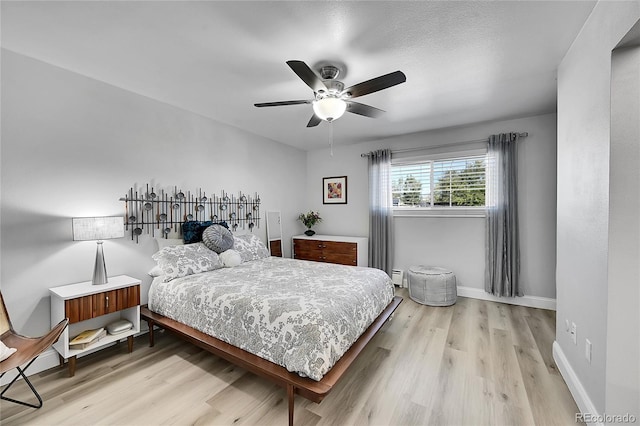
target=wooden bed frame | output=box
[140,295,402,425]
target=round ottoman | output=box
[407,266,457,306]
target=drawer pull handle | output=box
[105,296,109,309]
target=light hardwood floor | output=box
[1,289,580,425]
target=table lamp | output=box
[72,216,124,285]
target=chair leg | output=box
[1,359,43,409]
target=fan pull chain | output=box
[329,121,334,157]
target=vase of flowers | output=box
[298,211,322,236]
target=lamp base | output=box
[92,241,109,285]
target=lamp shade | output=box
[72,216,124,241]
[312,97,347,122]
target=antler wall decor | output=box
[121,184,260,243]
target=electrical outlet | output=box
[571,322,577,345]
[585,339,592,363]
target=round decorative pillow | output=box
[202,224,234,253]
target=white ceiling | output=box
[1,1,596,151]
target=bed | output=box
[141,234,402,425]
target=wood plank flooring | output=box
[1,289,580,425]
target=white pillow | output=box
[148,265,163,277]
[219,249,242,268]
[0,340,17,362]
[152,242,223,282]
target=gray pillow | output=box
[202,224,234,253]
[233,233,270,262]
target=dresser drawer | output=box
[323,241,357,256]
[293,239,324,261]
[293,239,323,252]
[294,251,325,262]
[323,251,357,266]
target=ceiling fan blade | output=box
[254,100,312,107]
[286,60,328,93]
[346,101,385,118]
[341,70,406,98]
[306,114,322,127]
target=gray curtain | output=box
[368,149,394,275]
[485,133,521,297]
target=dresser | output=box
[292,235,368,266]
[50,275,141,376]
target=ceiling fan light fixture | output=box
[255,60,406,127]
[312,97,347,122]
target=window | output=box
[391,154,487,209]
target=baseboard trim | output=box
[553,341,602,425]
[456,286,556,310]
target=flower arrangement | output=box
[298,211,322,229]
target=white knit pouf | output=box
[407,266,457,306]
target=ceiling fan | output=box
[254,60,406,127]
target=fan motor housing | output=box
[318,80,344,95]
[319,65,340,80]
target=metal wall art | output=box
[121,184,260,242]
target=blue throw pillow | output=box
[182,220,228,244]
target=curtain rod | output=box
[360,132,528,157]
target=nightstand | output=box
[50,275,141,377]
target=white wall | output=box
[606,44,639,419]
[0,50,307,336]
[556,1,640,415]
[306,113,557,299]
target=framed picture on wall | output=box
[323,176,347,204]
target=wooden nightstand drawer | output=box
[115,285,140,310]
[65,285,140,324]
[64,295,93,324]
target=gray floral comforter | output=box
[148,257,394,381]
